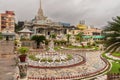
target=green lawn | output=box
[109,62,120,73]
[102,53,120,62]
[102,53,120,73]
[112,52,120,57]
[67,45,92,49]
[67,45,82,48]
[54,46,61,51]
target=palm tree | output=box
[31,35,46,48]
[104,16,120,52]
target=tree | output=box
[50,34,56,39]
[104,16,120,52]
[31,35,46,48]
[75,32,84,47]
[15,22,24,32]
[75,32,83,43]
[66,34,71,43]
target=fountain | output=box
[48,39,55,53]
[27,33,85,68]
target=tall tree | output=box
[75,32,83,43]
[66,34,71,43]
[75,32,84,47]
[104,16,120,52]
[31,35,46,48]
[15,21,24,32]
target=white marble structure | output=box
[29,0,64,38]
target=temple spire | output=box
[36,0,47,20]
[40,0,42,9]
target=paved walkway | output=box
[0,41,14,54]
[0,40,16,80]
[0,55,16,80]
[26,51,108,80]
[105,53,120,60]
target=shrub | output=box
[29,55,39,61]
[47,58,53,62]
[0,33,3,40]
[18,47,29,55]
[67,54,73,60]
[41,58,47,62]
[55,59,60,62]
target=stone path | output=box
[0,41,14,54]
[0,40,16,80]
[105,53,120,60]
[0,55,16,80]
[27,51,108,80]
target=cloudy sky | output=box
[0,0,120,28]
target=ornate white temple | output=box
[30,0,64,38]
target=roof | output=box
[18,27,33,33]
[2,31,15,36]
[6,11,15,15]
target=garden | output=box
[28,54,73,62]
[102,52,120,74]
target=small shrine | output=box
[2,30,15,41]
[18,27,33,40]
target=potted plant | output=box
[18,47,29,62]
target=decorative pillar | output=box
[18,63,28,79]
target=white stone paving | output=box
[27,51,107,79]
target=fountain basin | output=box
[27,53,85,69]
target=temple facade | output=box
[26,0,65,39]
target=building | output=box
[23,0,66,40]
[67,23,104,43]
[77,23,87,30]
[18,27,33,40]
[82,26,104,41]
[59,22,70,27]
[1,30,15,40]
[0,11,15,40]
[0,11,15,32]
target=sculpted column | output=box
[18,63,28,79]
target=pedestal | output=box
[18,62,28,79]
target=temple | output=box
[35,0,47,20]
[26,0,65,39]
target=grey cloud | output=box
[0,0,120,28]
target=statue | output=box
[48,39,55,53]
